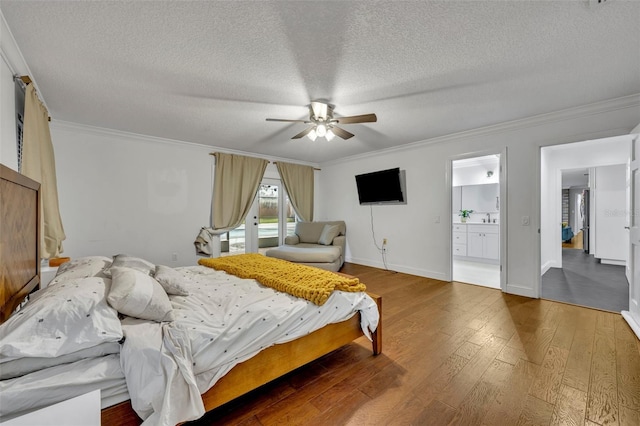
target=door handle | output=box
[625,226,630,229]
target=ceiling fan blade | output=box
[335,113,377,124]
[266,118,309,123]
[292,127,315,139]
[330,126,355,140]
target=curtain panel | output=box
[21,84,66,258]
[212,153,268,232]
[276,162,314,222]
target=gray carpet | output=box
[541,248,628,312]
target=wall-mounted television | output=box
[355,167,406,205]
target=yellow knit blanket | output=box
[198,254,366,306]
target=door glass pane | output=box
[258,184,280,252]
[221,220,246,256]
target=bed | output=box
[0,163,382,425]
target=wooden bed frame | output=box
[0,162,382,425]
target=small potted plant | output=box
[459,209,473,223]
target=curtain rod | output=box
[272,161,320,171]
[14,75,51,122]
[209,153,320,170]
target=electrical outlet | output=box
[171,253,178,261]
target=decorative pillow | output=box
[107,267,174,322]
[318,224,340,245]
[154,265,190,296]
[50,256,112,285]
[0,277,123,361]
[103,254,155,278]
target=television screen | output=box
[355,168,405,205]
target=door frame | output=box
[447,147,507,292]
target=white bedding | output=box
[0,263,379,426]
[174,266,378,392]
[0,354,128,421]
[120,265,379,425]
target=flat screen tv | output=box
[355,167,406,205]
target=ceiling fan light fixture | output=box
[326,129,335,141]
[307,128,318,141]
[316,124,327,137]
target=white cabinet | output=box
[466,224,499,261]
[452,224,467,257]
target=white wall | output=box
[50,122,213,266]
[49,122,310,267]
[594,164,628,264]
[540,136,630,274]
[318,101,640,298]
[0,58,17,170]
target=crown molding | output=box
[50,120,320,168]
[1,9,50,109]
[322,94,640,167]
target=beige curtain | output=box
[22,84,66,259]
[276,162,314,222]
[212,153,268,232]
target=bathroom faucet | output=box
[486,213,491,222]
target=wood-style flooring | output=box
[189,263,640,426]
[562,230,584,250]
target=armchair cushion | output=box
[318,224,340,245]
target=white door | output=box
[622,135,640,340]
[627,156,632,284]
[238,179,296,254]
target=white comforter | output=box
[121,265,379,425]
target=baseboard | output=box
[345,256,448,282]
[622,311,640,341]
[505,283,537,298]
[601,259,626,266]
[541,260,554,275]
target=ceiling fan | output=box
[266,101,377,141]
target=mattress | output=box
[0,354,128,421]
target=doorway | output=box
[221,178,295,256]
[451,153,503,289]
[539,137,631,312]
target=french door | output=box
[623,135,640,340]
[221,179,295,255]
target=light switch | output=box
[522,216,530,226]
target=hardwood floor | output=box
[562,230,584,250]
[189,263,640,426]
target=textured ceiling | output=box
[1,1,639,164]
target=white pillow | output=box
[0,277,123,361]
[318,224,340,245]
[154,265,190,296]
[103,254,155,278]
[50,256,112,285]
[107,267,174,322]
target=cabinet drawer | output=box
[467,224,499,234]
[453,244,467,256]
[452,232,467,244]
[452,224,466,232]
